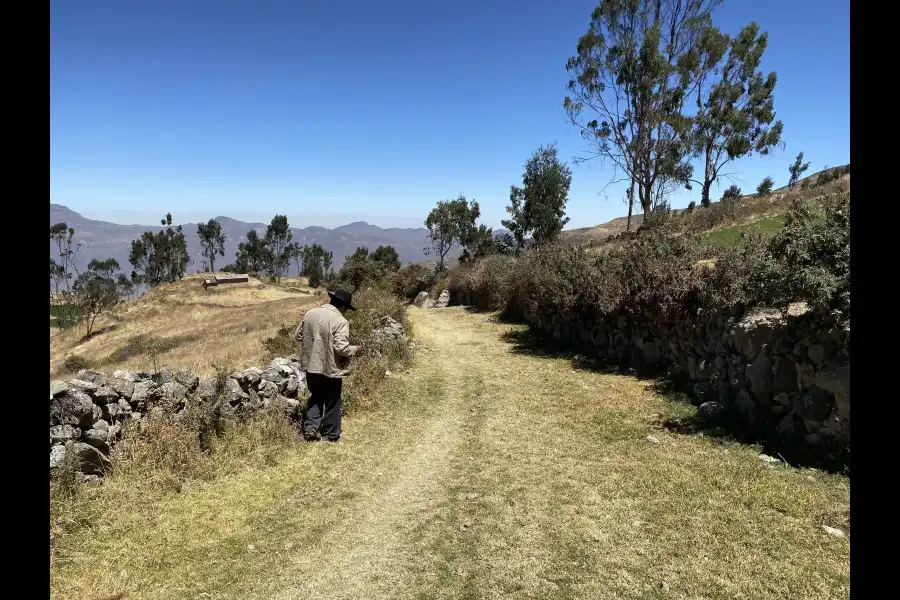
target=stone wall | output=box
[50,314,412,481]
[516,302,849,461]
[49,357,308,481]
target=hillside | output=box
[49,274,321,378]
[565,164,850,242]
[49,204,431,274]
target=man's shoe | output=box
[323,437,340,443]
[303,432,321,442]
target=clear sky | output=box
[50,0,849,230]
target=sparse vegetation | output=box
[757,176,775,197]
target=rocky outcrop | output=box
[413,291,430,307]
[432,289,450,309]
[49,356,309,479]
[518,302,849,460]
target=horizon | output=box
[50,0,849,231]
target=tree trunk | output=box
[701,143,714,207]
[626,179,635,232]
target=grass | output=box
[49,306,849,600]
[49,274,323,378]
[702,214,787,247]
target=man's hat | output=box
[327,289,356,311]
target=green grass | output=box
[702,215,786,248]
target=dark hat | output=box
[327,289,356,311]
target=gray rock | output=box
[50,425,81,444]
[776,414,797,441]
[286,354,301,363]
[433,289,450,309]
[76,370,108,386]
[174,370,200,392]
[92,419,109,432]
[68,379,98,394]
[78,473,103,486]
[260,367,285,384]
[646,435,660,444]
[746,350,772,403]
[50,380,69,398]
[157,381,188,403]
[107,377,135,399]
[108,424,121,440]
[413,291,430,307]
[732,389,755,423]
[758,453,780,464]
[50,391,96,427]
[245,389,263,410]
[772,357,798,394]
[67,441,111,475]
[82,428,109,449]
[797,386,835,432]
[691,382,716,406]
[155,367,174,384]
[92,386,119,405]
[131,380,155,407]
[225,377,249,404]
[697,401,725,426]
[241,368,262,386]
[195,377,218,401]
[822,525,845,538]
[258,379,279,398]
[730,309,782,357]
[112,370,141,382]
[50,445,67,470]
[284,376,301,397]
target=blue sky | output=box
[50,0,849,230]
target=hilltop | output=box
[49,204,431,274]
[565,165,850,242]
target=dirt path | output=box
[51,307,850,600]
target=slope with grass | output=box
[50,307,849,600]
[49,275,322,378]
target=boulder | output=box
[76,370,108,386]
[131,380,156,408]
[107,377,135,399]
[413,291,430,307]
[260,367,285,385]
[433,289,450,309]
[697,401,725,426]
[66,441,111,475]
[691,382,716,406]
[50,391,96,427]
[796,386,835,433]
[240,368,262,386]
[174,370,200,391]
[284,375,303,398]
[157,381,188,404]
[112,370,141,382]
[258,379,279,398]
[746,351,773,404]
[195,377,218,402]
[68,379,97,394]
[225,377,249,404]
[50,425,81,444]
[730,309,782,358]
[82,428,109,450]
[50,445,67,470]
[155,368,174,384]
[92,386,119,405]
[50,380,69,398]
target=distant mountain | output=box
[49,204,431,275]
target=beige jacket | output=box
[295,304,359,378]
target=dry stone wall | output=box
[49,356,308,481]
[518,302,849,461]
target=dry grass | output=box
[49,307,849,600]
[49,275,321,378]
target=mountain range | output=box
[49,204,432,276]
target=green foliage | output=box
[492,231,517,256]
[263,215,293,281]
[564,0,715,216]
[73,258,124,336]
[392,263,431,299]
[197,219,226,273]
[370,245,401,272]
[687,201,696,212]
[448,255,519,312]
[129,213,190,287]
[50,223,81,329]
[424,195,480,272]
[756,177,774,197]
[234,229,267,275]
[745,194,850,315]
[788,152,811,188]
[502,143,572,250]
[337,247,381,292]
[459,224,495,264]
[722,185,742,200]
[261,323,297,361]
[300,243,334,287]
[692,22,783,206]
[63,354,91,373]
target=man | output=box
[295,289,361,442]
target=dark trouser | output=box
[304,373,343,441]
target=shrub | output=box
[447,255,518,311]
[722,185,742,199]
[392,263,430,299]
[62,354,91,373]
[687,200,696,211]
[756,177,774,197]
[262,323,298,360]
